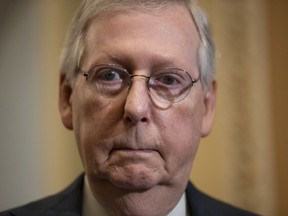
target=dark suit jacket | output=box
[0,174,258,216]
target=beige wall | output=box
[268,1,288,215]
[192,0,275,215]
[0,0,287,215]
[191,0,288,215]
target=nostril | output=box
[125,115,132,123]
[124,115,148,124]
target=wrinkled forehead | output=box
[81,4,200,70]
[83,1,198,37]
[83,0,192,19]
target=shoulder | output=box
[0,174,84,216]
[186,182,260,216]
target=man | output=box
[1,0,258,215]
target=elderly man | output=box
[1,0,258,215]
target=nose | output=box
[123,76,150,124]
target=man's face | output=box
[60,4,216,213]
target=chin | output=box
[112,169,162,191]
[111,177,157,191]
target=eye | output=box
[87,66,128,90]
[157,75,179,85]
[97,68,122,81]
[84,64,130,97]
[153,71,184,87]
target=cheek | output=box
[71,88,126,168]
[170,114,201,157]
[72,84,125,134]
[160,99,204,176]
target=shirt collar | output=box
[82,176,109,216]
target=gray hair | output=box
[60,0,215,89]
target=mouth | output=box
[106,137,162,159]
[109,148,158,155]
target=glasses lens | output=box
[86,65,129,97]
[148,68,193,103]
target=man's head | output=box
[59,0,216,215]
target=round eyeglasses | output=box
[79,64,199,104]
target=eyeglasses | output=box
[79,64,199,104]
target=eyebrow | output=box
[104,52,125,63]
[100,51,183,71]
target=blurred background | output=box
[0,0,287,215]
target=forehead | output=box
[82,4,200,70]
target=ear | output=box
[59,74,73,130]
[201,80,217,137]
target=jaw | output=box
[86,173,187,216]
